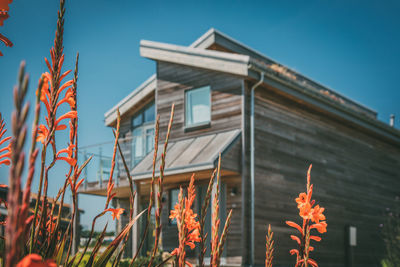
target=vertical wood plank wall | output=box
[157,61,244,261]
[157,61,242,142]
[252,83,400,267]
[111,60,399,266]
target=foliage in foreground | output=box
[381,196,400,267]
[0,0,329,266]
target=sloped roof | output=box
[139,35,400,144]
[130,129,241,180]
[104,28,400,144]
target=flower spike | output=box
[286,164,327,266]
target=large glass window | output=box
[131,102,155,167]
[185,86,211,127]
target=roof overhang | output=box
[104,74,156,127]
[131,129,241,180]
[140,39,400,144]
[140,40,250,77]
[190,28,277,65]
[255,69,400,144]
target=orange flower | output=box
[56,143,76,166]
[287,164,327,266]
[56,143,75,158]
[286,220,303,233]
[105,208,124,220]
[36,123,67,144]
[0,113,11,166]
[56,87,76,110]
[299,202,313,220]
[37,75,51,115]
[0,142,11,166]
[169,175,201,266]
[0,0,12,26]
[311,221,327,234]
[311,205,325,223]
[295,192,308,208]
[0,0,13,56]
[36,125,49,144]
[16,254,57,267]
[55,111,77,128]
[36,48,76,144]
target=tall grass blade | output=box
[94,209,146,267]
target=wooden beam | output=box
[140,40,250,77]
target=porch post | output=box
[132,181,141,256]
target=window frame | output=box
[131,101,155,129]
[184,85,212,131]
[130,101,155,167]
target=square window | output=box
[132,113,143,128]
[132,128,144,165]
[185,86,211,128]
[130,101,155,168]
[144,102,155,123]
[146,128,154,153]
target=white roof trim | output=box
[190,28,216,48]
[140,40,250,76]
[104,74,156,126]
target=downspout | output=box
[250,69,264,266]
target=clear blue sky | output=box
[1,0,399,230]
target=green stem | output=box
[29,143,47,253]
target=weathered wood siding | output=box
[156,62,244,260]
[221,137,242,174]
[252,82,400,266]
[157,61,242,142]
[224,175,243,264]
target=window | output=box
[131,102,155,167]
[185,86,211,128]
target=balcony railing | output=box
[78,134,154,191]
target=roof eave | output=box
[140,40,250,77]
[139,39,399,144]
[104,74,156,127]
[247,67,400,144]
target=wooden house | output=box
[79,29,400,267]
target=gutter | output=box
[249,68,264,266]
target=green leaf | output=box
[55,233,67,265]
[85,223,108,267]
[94,209,146,267]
